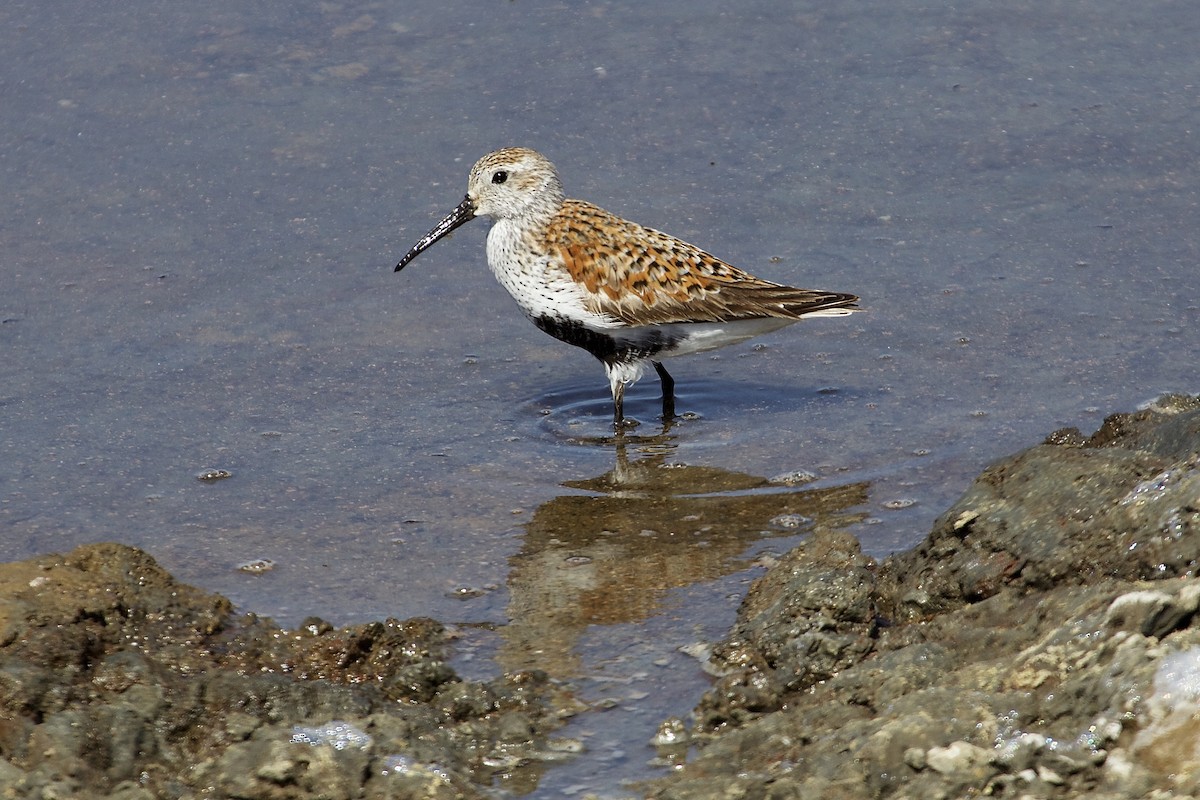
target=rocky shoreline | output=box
[2,396,1199,798]
[0,546,578,798]
[650,393,1200,799]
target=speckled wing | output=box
[547,200,858,326]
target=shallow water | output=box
[2,0,1198,795]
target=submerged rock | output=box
[649,395,1200,799]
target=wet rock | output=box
[881,399,1200,622]
[648,396,1200,800]
[694,529,877,730]
[1105,585,1200,638]
[0,543,569,798]
[924,740,990,775]
[651,717,689,747]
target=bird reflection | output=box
[497,428,869,677]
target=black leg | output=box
[653,361,675,420]
[612,379,625,427]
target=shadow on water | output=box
[492,423,870,679]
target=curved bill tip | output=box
[394,196,476,273]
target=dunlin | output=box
[395,147,859,426]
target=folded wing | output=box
[547,200,859,327]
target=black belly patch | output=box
[533,314,676,365]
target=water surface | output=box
[2,0,1198,795]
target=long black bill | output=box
[394,196,476,272]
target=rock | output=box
[647,395,1200,800]
[925,741,990,775]
[1104,588,1200,637]
[694,529,877,729]
[0,543,570,798]
[651,717,690,747]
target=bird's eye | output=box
[491,170,508,185]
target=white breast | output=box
[485,220,619,329]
